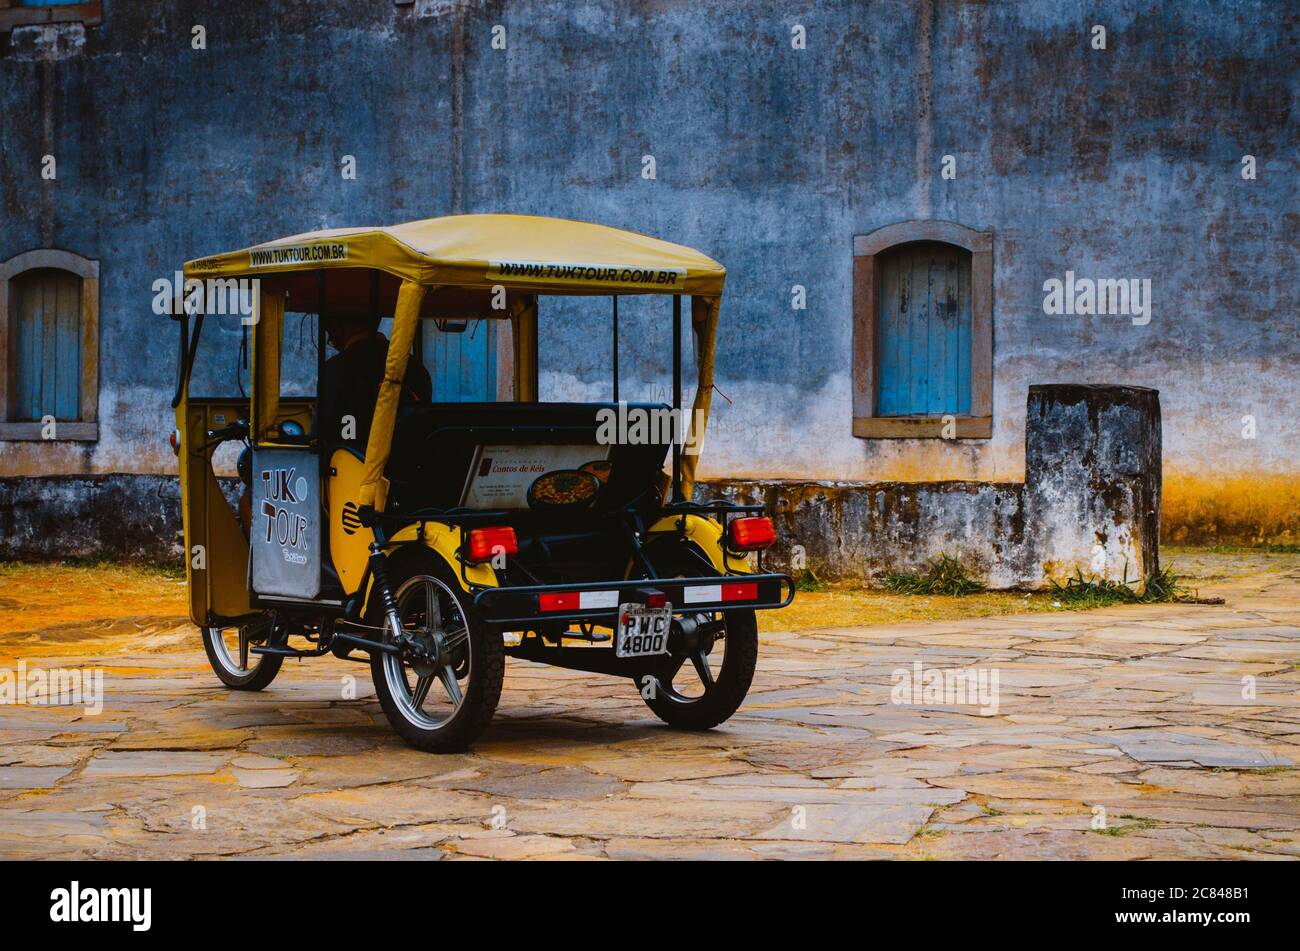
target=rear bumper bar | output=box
[473,573,794,627]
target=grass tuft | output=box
[882,554,985,597]
[1049,564,1204,607]
[794,568,829,592]
[1092,816,1161,836]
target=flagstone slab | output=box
[108,727,253,751]
[112,802,364,858]
[445,834,578,859]
[1102,803,1300,832]
[1101,729,1292,768]
[503,797,785,840]
[926,768,1137,802]
[232,767,300,789]
[602,837,768,860]
[447,765,625,801]
[257,822,501,858]
[292,785,486,829]
[0,808,110,841]
[82,750,230,778]
[1135,766,1300,797]
[248,721,387,747]
[0,766,73,788]
[628,780,965,807]
[0,744,90,768]
[755,802,935,845]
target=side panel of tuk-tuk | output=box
[177,397,315,627]
[177,398,252,625]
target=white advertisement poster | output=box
[460,444,612,510]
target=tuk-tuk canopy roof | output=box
[210,214,727,505]
[184,213,727,299]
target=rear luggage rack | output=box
[473,573,794,626]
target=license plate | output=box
[615,603,672,658]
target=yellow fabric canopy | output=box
[185,213,726,298]
[225,215,725,507]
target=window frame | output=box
[852,220,993,439]
[0,249,100,441]
[0,1,101,32]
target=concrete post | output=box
[1022,384,1162,590]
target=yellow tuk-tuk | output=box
[172,214,793,752]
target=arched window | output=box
[852,221,992,438]
[0,249,100,441]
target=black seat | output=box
[385,402,671,515]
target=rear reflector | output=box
[723,581,759,601]
[467,526,518,563]
[683,585,721,604]
[729,516,776,550]
[538,592,579,612]
[682,582,759,605]
[538,590,620,612]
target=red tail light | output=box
[467,526,518,563]
[168,429,181,455]
[728,516,775,551]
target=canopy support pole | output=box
[358,280,428,511]
[250,284,284,443]
[316,270,327,399]
[612,295,619,403]
[672,294,682,503]
[171,308,205,409]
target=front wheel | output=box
[370,555,504,753]
[202,617,284,690]
[641,608,758,730]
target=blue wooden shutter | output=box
[425,320,497,402]
[11,268,81,422]
[876,242,971,416]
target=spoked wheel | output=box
[642,608,758,730]
[370,557,504,753]
[202,615,285,690]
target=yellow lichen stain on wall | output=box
[1162,472,1300,546]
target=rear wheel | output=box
[370,555,504,753]
[202,616,284,690]
[642,607,758,729]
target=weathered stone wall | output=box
[0,474,185,563]
[1,385,1161,590]
[0,0,1292,545]
[701,384,1162,588]
[701,478,1029,588]
[0,472,241,564]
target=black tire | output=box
[202,618,284,691]
[369,552,504,753]
[642,607,758,730]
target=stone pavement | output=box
[1,555,1298,860]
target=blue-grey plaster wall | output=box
[0,0,1295,504]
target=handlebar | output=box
[206,419,249,442]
